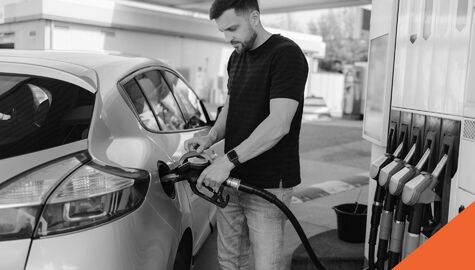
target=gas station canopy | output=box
[136,0,371,14]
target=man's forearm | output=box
[233,114,289,164]
[232,98,298,164]
[208,99,229,144]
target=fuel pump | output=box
[361,0,472,268]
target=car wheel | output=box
[173,251,189,270]
[172,236,192,270]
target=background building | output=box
[0,0,325,106]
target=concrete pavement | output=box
[194,118,371,270]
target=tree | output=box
[261,13,304,33]
[308,8,368,64]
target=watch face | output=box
[227,150,237,160]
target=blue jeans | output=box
[217,179,293,270]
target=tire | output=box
[172,240,192,270]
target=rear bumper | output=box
[24,201,179,270]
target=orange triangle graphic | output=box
[395,202,475,269]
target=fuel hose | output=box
[163,152,327,270]
[224,178,328,270]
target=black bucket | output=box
[333,203,367,243]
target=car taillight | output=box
[35,163,149,237]
[0,155,85,241]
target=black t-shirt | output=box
[225,34,309,188]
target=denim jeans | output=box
[217,179,293,270]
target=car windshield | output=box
[304,97,327,107]
[0,74,95,160]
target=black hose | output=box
[388,253,400,270]
[166,152,327,270]
[376,193,398,270]
[368,186,386,270]
[408,204,424,234]
[229,181,328,270]
[387,201,408,269]
[369,247,376,270]
[377,239,388,270]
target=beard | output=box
[231,30,257,54]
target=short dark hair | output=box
[209,0,260,20]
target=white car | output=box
[0,50,221,270]
[303,96,332,121]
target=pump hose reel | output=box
[161,151,328,270]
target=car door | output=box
[120,67,222,253]
[160,69,224,251]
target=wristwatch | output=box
[226,149,241,167]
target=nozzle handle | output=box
[189,180,230,208]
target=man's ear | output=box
[249,10,260,27]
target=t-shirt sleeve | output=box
[226,52,235,96]
[269,45,309,101]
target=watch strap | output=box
[226,150,240,167]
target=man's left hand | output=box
[197,156,234,190]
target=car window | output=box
[0,76,28,96]
[122,79,160,132]
[0,74,95,160]
[135,70,186,131]
[161,70,207,129]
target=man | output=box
[184,0,308,269]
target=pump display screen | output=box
[363,34,389,145]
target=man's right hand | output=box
[184,135,214,153]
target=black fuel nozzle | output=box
[160,151,230,208]
[400,153,448,257]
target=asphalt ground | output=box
[194,117,371,270]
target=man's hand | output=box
[196,156,234,190]
[184,134,214,153]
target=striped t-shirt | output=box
[225,34,308,189]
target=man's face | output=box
[215,9,257,54]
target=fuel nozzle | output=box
[368,122,403,270]
[160,151,230,208]
[161,152,211,183]
[370,153,394,180]
[370,124,400,181]
[386,127,426,269]
[402,154,447,206]
[401,154,448,257]
[378,142,412,188]
[389,147,431,196]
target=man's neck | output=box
[251,28,272,50]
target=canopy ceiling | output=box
[134,0,371,14]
